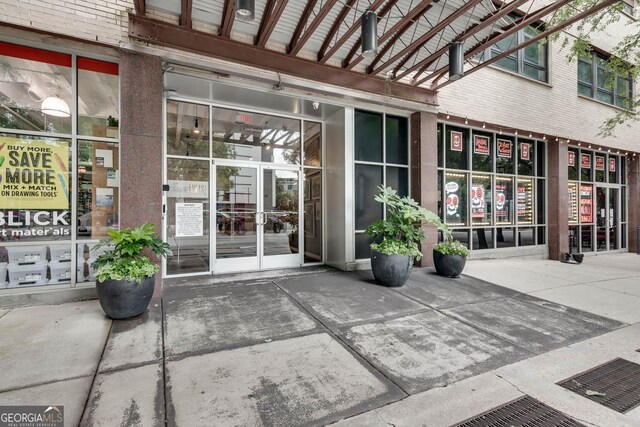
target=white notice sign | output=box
[175,203,204,237]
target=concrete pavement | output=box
[0,253,637,426]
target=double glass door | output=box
[214,161,301,273]
[596,186,619,251]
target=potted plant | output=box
[432,227,470,278]
[365,186,441,287]
[92,223,172,319]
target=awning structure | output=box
[129,0,620,104]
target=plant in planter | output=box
[92,223,171,319]
[365,186,441,287]
[432,227,470,278]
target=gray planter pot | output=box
[96,275,155,320]
[433,250,466,278]
[371,250,412,287]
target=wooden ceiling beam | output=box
[416,0,572,86]
[370,0,484,76]
[397,0,528,82]
[288,0,318,54]
[365,0,436,74]
[256,0,289,47]
[434,0,620,90]
[128,13,437,105]
[219,0,236,38]
[318,0,388,63]
[342,0,400,69]
[288,0,340,55]
[179,0,192,28]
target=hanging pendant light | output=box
[361,10,378,57]
[235,0,255,21]
[41,96,70,117]
[448,41,464,81]
[193,118,201,134]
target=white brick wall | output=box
[438,15,640,153]
[0,0,130,46]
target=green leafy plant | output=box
[92,224,172,283]
[433,239,470,257]
[365,186,443,261]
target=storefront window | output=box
[471,174,492,225]
[0,42,119,289]
[516,178,534,224]
[444,172,467,226]
[354,110,409,259]
[445,126,469,170]
[472,132,492,172]
[517,139,534,176]
[166,101,210,158]
[495,176,514,225]
[496,136,515,174]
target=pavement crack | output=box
[493,373,601,427]
[374,409,396,427]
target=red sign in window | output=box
[568,151,575,167]
[473,135,489,155]
[595,156,605,171]
[497,139,511,158]
[450,131,463,152]
[581,154,591,168]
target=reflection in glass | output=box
[472,228,493,250]
[216,166,257,259]
[386,167,408,197]
[495,176,514,225]
[518,227,535,246]
[496,227,515,248]
[517,140,534,176]
[355,232,372,260]
[516,178,534,224]
[609,188,618,250]
[263,169,299,257]
[355,164,382,230]
[596,187,606,251]
[445,127,468,170]
[166,100,210,157]
[355,110,382,162]
[0,45,72,134]
[385,115,408,165]
[77,58,119,138]
[303,121,322,167]
[77,140,119,239]
[304,169,322,262]
[166,158,210,274]
[496,136,515,174]
[211,107,301,164]
[472,133,492,172]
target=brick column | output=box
[627,155,640,254]
[119,50,164,295]
[410,111,438,267]
[547,141,569,260]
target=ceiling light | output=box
[464,117,468,125]
[448,42,464,81]
[578,142,581,146]
[482,122,486,129]
[235,0,255,21]
[361,10,378,57]
[41,96,70,117]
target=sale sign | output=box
[497,139,511,158]
[0,136,69,209]
[520,143,530,160]
[450,131,463,152]
[473,136,490,155]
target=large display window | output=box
[0,42,119,289]
[438,122,546,251]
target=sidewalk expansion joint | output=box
[97,359,163,376]
[0,373,95,395]
[161,298,169,427]
[79,319,113,424]
[271,280,411,399]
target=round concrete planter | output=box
[96,275,155,320]
[371,250,412,288]
[433,250,466,278]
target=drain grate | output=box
[557,358,640,413]
[452,395,584,427]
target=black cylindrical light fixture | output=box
[361,10,378,57]
[449,41,464,81]
[235,0,255,21]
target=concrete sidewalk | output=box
[0,253,638,426]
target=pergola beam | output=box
[179,0,192,28]
[434,0,620,90]
[256,0,289,47]
[288,0,318,54]
[219,0,236,38]
[288,0,340,56]
[365,0,436,75]
[317,0,358,62]
[396,0,528,82]
[128,13,438,105]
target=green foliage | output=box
[433,240,470,257]
[92,224,172,283]
[549,0,640,136]
[365,186,450,261]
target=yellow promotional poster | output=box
[0,136,69,209]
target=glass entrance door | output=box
[213,162,301,273]
[596,186,619,251]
